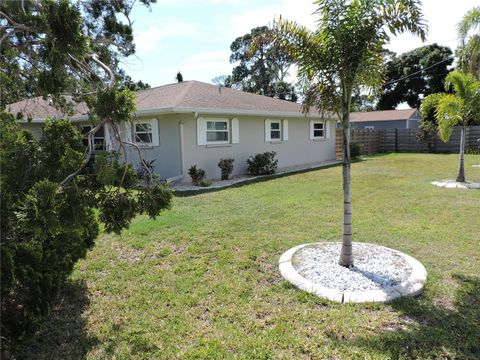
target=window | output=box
[206,120,229,143]
[134,122,153,145]
[265,119,287,142]
[310,121,325,139]
[131,119,159,146]
[270,121,282,140]
[81,125,105,150]
[197,118,238,146]
[364,125,374,129]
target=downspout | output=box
[179,120,186,180]
[177,111,198,181]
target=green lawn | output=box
[19,153,480,359]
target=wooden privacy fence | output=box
[335,126,480,159]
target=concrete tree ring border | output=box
[431,180,480,189]
[279,242,427,303]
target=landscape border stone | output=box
[172,160,341,195]
[279,242,427,304]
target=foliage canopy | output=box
[0,0,174,349]
[228,26,297,101]
[377,44,454,110]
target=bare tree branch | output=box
[89,54,115,88]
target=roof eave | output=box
[136,106,334,119]
[18,106,336,123]
[17,113,89,123]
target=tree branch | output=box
[59,118,108,189]
[88,54,115,88]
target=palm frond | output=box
[457,6,480,42]
[436,94,464,142]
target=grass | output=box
[18,153,480,359]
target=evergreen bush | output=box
[246,151,278,175]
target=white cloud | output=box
[135,22,201,54]
[387,0,478,55]
[227,0,317,39]
[181,51,233,81]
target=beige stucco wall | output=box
[16,113,336,183]
[125,114,185,180]
[181,114,336,182]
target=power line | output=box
[231,57,453,98]
[383,58,452,86]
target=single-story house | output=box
[7,81,336,182]
[349,108,422,129]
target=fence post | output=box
[395,129,398,152]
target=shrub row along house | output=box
[8,81,336,182]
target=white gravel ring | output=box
[279,242,427,303]
[431,180,480,189]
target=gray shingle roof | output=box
[8,81,318,120]
[350,108,419,122]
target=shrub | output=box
[188,165,206,185]
[246,151,278,175]
[0,114,173,346]
[136,159,157,183]
[416,121,437,152]
[466,146,480,155]
[350,142,362,160]
[218,158,234,180]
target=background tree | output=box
[0,0,174,350]
[0,0,155,110]
[117,73,151,92]
[377,44,453,110]
[420,71,480,182]
[229,26,297,101]
[211,75,233,88]
[457,6,480,79]
[273,0,426,267]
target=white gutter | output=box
[135,106,334,119]
[19,107,335,123]
[19,114,89,123]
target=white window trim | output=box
[133,119,159,147]
[205,118,230,145]
[269,120,282,141]
[266,118,288,142]
[310,120,326,140]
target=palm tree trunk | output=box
[456,124,466,182]
[339,97,354,268]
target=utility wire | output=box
[232,57,453,97]
[383,58,452,86]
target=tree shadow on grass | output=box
[13,280,98,360]
[351,274,480,359]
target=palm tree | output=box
[457,6,480,79]
[421,71,480,183]
[272,0,426,267]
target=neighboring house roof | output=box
[350,108,419,122]
[7,81,327,122]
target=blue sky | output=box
[124,0,479,88]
